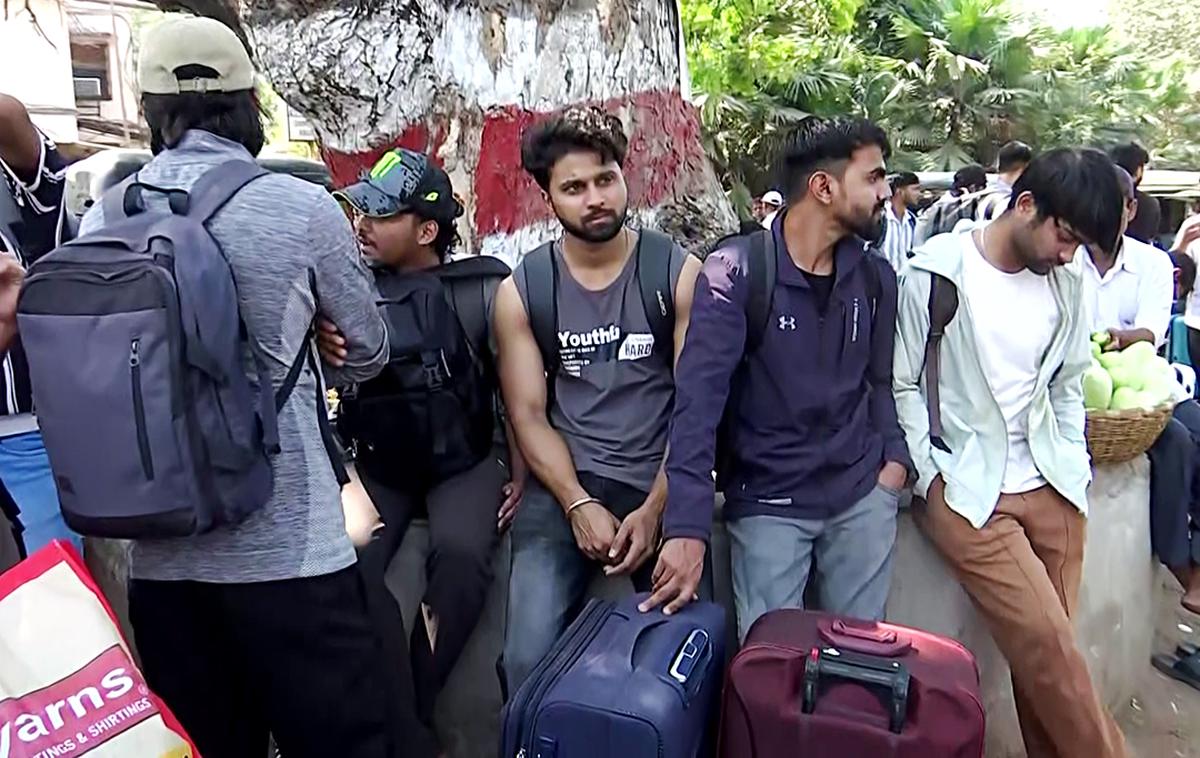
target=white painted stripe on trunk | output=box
[250,0,684,153]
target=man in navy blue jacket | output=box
[642,117,912,637]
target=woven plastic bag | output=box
[0,541,198,757]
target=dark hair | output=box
[997,141,1033,172]
[521,106,628,191]
[890,171,920,191]
[1170,250,1196,303]
[952,164,988,193]
[1109,142,1151,174]
[776,117,890,202]
[1114,166,1136,200]
[1007,147,1124,253]
[142,66,266,156]
[426,215,460,261]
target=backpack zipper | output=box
[129,339,154,480]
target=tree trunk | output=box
[154,0,735,263]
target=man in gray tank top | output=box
[493,107,701,692]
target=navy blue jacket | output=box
[663,214,912,541]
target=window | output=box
[71,37,112,101]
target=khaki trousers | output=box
[914,480,1128,758]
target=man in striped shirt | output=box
[0,93,78,557]
[881,171,919,270]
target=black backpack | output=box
[522,229,678,390]
[339,255,510,490]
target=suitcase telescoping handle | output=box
[801,646,911,734]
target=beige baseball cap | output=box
[138,16,255,95]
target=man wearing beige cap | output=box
[76,16,400,758]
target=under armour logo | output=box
[778,315,797,331]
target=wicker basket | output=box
[1086,403,1174,466]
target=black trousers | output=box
[356,451,504,753]
[1148,399,1200,568]
[129,567,400,758]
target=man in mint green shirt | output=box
[894,148,1129,758]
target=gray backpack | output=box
[16,160,307,538]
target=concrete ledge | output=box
[84,458,1156,758]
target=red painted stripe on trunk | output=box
[321,122,444,187]
[321,89,708,237]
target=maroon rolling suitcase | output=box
[719,609,985,757]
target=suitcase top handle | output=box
[802,647,911,734]
[818,618,912,657]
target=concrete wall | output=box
[83,458,1156,758]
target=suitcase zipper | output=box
[503,600,602,755]
[130,339,154,480]
[514,600,613,757]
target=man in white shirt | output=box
[881,171,919,270]
[1081,170,1175,350]
[1086,168,1200,616]
[895,148,1129,757]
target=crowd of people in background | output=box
[1,14,1200,758]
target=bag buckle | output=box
[421,350,449,390]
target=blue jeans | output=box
[727,483,899,640]
[0,430,80,554]
[501,473,658,696]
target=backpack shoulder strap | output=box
[186,160,270,224]
[437,254,512,282]
[924,272,959,454]
[635,229,676,367]
[99,172,142,224]
[519,242,560,377]
[744,229,777,354]
[863,244,884,320]
[441,261,509,360]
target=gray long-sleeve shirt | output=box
[78,130,387,583]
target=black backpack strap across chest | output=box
[634,229,677,368]
[744,229,778,354]
[862,245,884,321]
[924,272,959,454]
[438,255,512,362]
[520,241,560,380]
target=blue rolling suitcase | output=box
[500,594,726,758]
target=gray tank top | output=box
[515,235,686,491]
